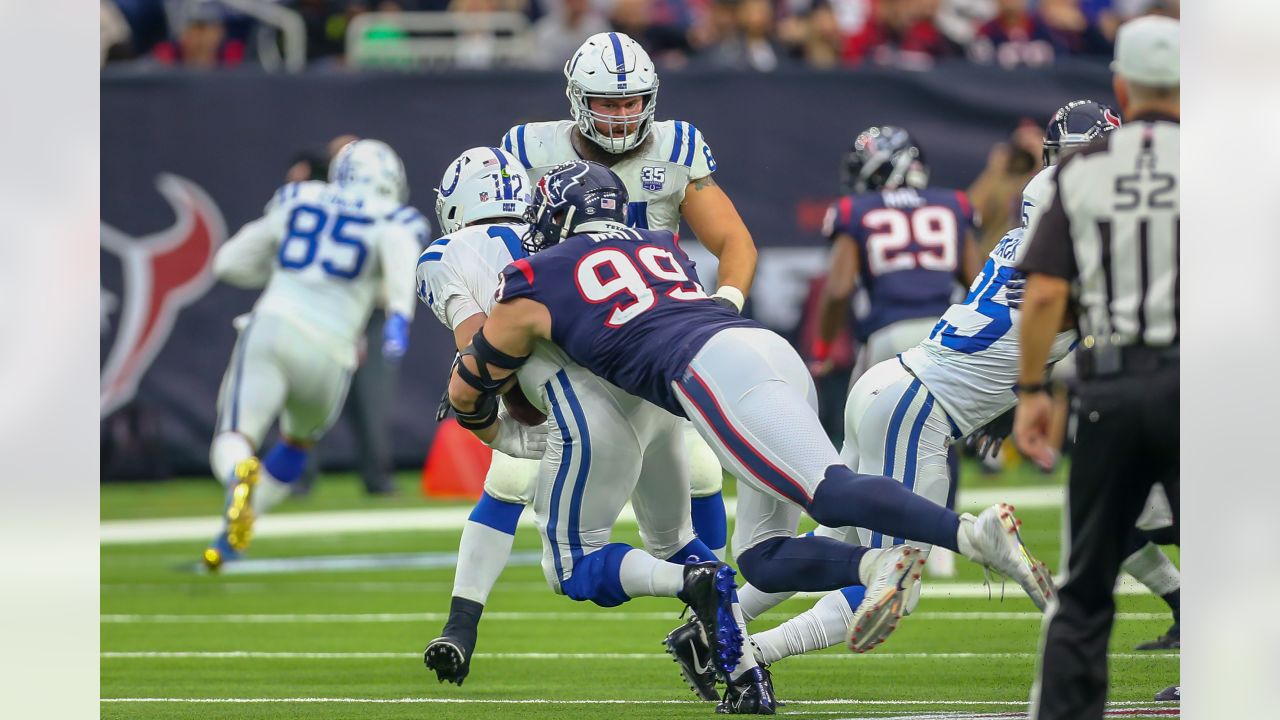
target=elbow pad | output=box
[450,330,530,429]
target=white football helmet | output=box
[435,146,531,235]
[564,32,659,154]
[329,139,409,203]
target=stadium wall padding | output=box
[101,64,1110,479]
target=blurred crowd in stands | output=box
[103,0,1179,71]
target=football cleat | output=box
[664,618,720,701]
[676,560,743,679]
[964,503,1055,610]
[848,546,925,653]
[200,531,241,572]
[224,457,261,552]
[716,666,777,715]
[424,636,472,686]
[1155,685,1180,702]
[1135,621,1180,651]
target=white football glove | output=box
[484,411,548,460]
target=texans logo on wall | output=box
[101,174,225,417]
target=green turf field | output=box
[101,462,1179,719]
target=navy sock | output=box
[808,465,961,553]
[736,535,869,593]
[690,492,728,553]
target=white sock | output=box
[857,548,886,585]
[452,521,517,605]
[927,547,957,578]
[751,589,854,664]
[727,601,760,680]
[736,583,796,623]
[619,549,685,598]
[1122,542,1180,596]
[955,513,979,562]
[210,433,254,486]
[252,470,293,515]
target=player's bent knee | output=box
[639,527,693,561]
[558,543,632,608]
[484,452,539,504]
[735,536,792,593]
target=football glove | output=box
[485,411,548,460]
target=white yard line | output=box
[101,607,1163,624]
[100,486,1064,544]
[97,698,1158,706]
[102,650,1176,661]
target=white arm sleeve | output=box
[379,225,425,320]
[214,216,278,288]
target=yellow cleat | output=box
[202,546,225,572]
[224,457,261,552]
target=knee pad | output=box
[484,451,539,504]
[558,543,632,608]
[686,427,724,497]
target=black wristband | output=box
[1015,382,1049,395]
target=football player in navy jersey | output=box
[813,126,981,378]
[446,161,1055,711]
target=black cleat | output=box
[716,666,777,715]
[424,597,483,686]
[1155,685,1180,702]
[676,561,743,680]
[664,618,719,701]
[424,636,471,686]
[1135,621,1180,651]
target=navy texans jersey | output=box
[496,224,757,415]
[823,187,976,342]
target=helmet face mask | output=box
[329,139,409,204]
[523,161,629,255]
[434,147,531,236]
[1042,99,1122,167]
[565,33,659,154]
[841,126,929,194]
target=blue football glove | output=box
[382,312,410,361]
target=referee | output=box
[1013,16,1180,720]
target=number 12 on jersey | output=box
[576,246,707,327]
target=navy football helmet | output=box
[1042,100,1122,166]
[523,160,629,254]
[841,126,929,194]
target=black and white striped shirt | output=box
[1020,112,1180,348]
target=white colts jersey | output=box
[900,228,1077,436]
[215,181,427,367]
[415,221,564,412]
[500,119,717,232]
[1021,165,1057,239]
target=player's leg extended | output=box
[204,318,286,569]
[674,328,1052,607]
[631,412,718,566]
[424,451,537,686]
[1128,482,1180,649]
[685,424,728,559]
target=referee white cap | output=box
[1111,16,1180,87]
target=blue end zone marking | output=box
[556,372,591,565]
[515,125,531,168]
[669,121,685,163]
[683,124,696,167]
[545,377,575,585]
[607,32,626,88]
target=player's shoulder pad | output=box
[989,226,1028,265]
[265,180,327,214]
[501,120,574,171]
[651,120,715,174]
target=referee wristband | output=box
[1015,382,1049,395]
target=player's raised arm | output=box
[377,215,427,360]
[679,136,757,305]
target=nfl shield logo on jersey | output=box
[641,166,665,192]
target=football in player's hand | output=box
[503,381,548,426]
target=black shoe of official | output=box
[716,666,777,715]
[676,561,743,680]
[664,618,719,701]
[1135,621,1180,650]
[1155,684,1180,702]
[424,597,483,686]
